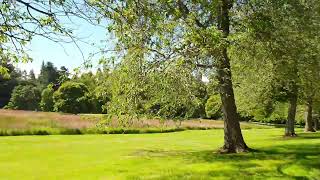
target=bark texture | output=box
[217,0,249,153]
[285,93,297,136]
[304,98,315,132]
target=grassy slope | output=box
[0,128,319,179]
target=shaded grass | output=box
[0,128,319,179]
[132,144,320,179]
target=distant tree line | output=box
[2,61,208,116]
[2,59,319,132]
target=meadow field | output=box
[0,128,319,179]
[0,110,319,179]
[0,109,266,136]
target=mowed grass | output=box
[0,128,319,179]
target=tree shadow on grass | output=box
[294,132,320,140]
[274,132,320,141]
[131,137,320,179]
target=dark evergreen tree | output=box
[38,61,59,89]
[0,63,21,107]
[29,70,36,81]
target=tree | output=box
[72,71,110,114]
[53,82,91,114]
[5,85,41,110]
[58,66,70,84]
[230,0,320,136]
[93,68,112,114]
[270,0,320,136]
[304,100,315,132]
[215,0,249,152]
[298,1,320,132]
[0,62,21,107]
[29,70,36,81]
[90,0,251,152]
[38,61,59,88]
[21,70,28,80]
[106,56,149,118]
[40,84,54,112]
[314,115,320,131]
[300,52,320,132]
[313,98,320,131]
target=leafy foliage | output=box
[205,95,222,119]
[53,82,91,114]
[40,84,54,112]
[5,85,41,110]
[0,62,21,107]
[38,61,60,88]
[106,56,207,119]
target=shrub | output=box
[205,95,222,119]
[5,85,41,110]
[40,84,54,112]
[53,82,91,114]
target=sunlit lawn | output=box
[0,128,319,179]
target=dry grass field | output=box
[0,109,268,136]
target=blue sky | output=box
[14,17,210,82]
[17,18,109,75]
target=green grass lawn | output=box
[0,128,319,180]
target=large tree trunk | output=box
[217,0,249,153]
[285,93,297,136]
[304,98,315,132]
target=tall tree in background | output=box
[301,48,320,132]
[268,0,320,136]
[0,62,21,107]
[29,70,36,81]
[38,61,59,88]
[232,0,320,136]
